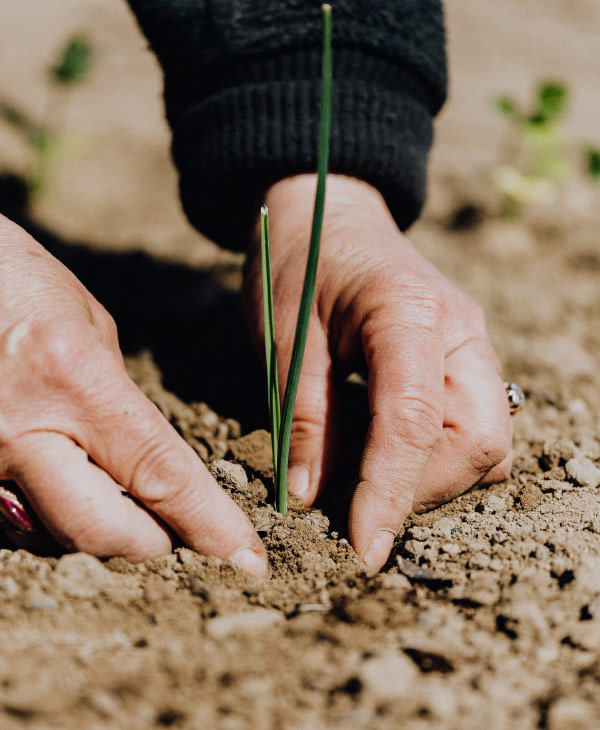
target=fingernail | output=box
[230,547,268,577]
[0,487,36,534]
[362,529,396,571]
[288,465,310,502]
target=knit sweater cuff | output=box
[171,48,434,250]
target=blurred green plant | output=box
[50,36,93,86]
[494,81,600,217]
[0,34,94,196]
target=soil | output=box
[1,1,600,729]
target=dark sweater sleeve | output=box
[126,0,447,250]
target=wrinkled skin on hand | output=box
[243,174,512,570]
[0,215,266,575]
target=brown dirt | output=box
[1,1,600,729]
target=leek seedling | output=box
[261,4,332,516]
[260,206,281,487]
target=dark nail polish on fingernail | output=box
[362,529,396,571]
[0,486,36,534]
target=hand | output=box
[243,174,512,570]
[0,215,266,575]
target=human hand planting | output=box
[244,174,512,571]
[0,215,267,575]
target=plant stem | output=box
[260,206,281,485]
[275,4,333,515]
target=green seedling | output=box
[261,4,332,516]
[0,34,94,195]
[50,36,93,86]
[586,147,600,180]
[494,81,600,217]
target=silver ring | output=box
[504,382,525,415]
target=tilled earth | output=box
[1,200,599,730]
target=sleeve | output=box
[126,0,447,250]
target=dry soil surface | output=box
[0,1,599,729]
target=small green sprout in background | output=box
[50,36,93,86]
[587,147,600,180]
[493,81,600,218]
[0,34,94,195]
[261,4,332,516]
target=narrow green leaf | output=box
[275,4,333,516]
[260,206,281,485]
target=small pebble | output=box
[548,698,597,730]
[440,542,461,557]
[485,495,506,513]
[515,484,544,511]
[467,552,491,570]
[542,439,579,468]
[209,460,248,491]
[205,609,284,639]
[407,527,431,541]
[565,456,600,489]
[199,410,219,431]
[1,576,19,599]
[53,553,116,599]
[358,650,417,700]
[30,596,57,611]
[225,418,241,439]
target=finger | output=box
[349,307,445,570]
[412,341,512,512]
[284,320,341,506]
[5,432,173,561]
[69,350,267,575]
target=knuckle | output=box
[290,415,324,442]
[361,479,412,520]
[130,437,195,507]
[384,398,442,454]
[93,307,119,347]
[35,320,101,391]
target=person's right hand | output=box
[0,215,266,574]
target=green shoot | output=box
[586,147,600,179]
[260,206,281,486]
[50,36,93,86]
[261,4,333,516]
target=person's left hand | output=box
[243,174,512,571]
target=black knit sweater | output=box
[126,0,447,250]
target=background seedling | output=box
[494,81,600,217]
[261,4,332,516]
[0,34,94,195]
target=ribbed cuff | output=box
[171,54,433,250]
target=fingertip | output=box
[229,546,268,577]
[349,478,411,570]
[361,528,396,571]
